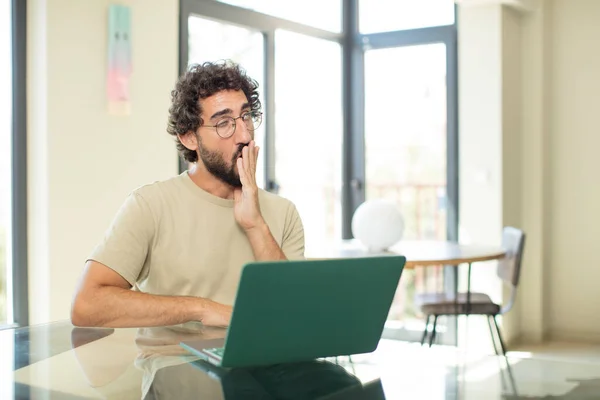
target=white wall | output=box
[518,0,552,344]
[548,0,600,341]
[517,0,600,343]
[27,0,179,324]
[458,5,504,249]
[499,5,524,344]
[460,0,600,343]
[457,4,507,349]
[458,3,524,346]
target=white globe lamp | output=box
[351,199,405,253]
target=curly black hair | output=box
[167,60,261,163]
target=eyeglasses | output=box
[202,111,263,139]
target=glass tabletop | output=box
[2,321,600,399]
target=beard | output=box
[197,140,245,188]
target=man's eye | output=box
[216,120,231,129]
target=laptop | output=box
[180,256,405,368]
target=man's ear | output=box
[178,131,198,151]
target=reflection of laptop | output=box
[180,256,405,368]
[189,358,387,400]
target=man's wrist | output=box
[189,296,208,322]
[243,218,269,236]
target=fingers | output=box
[255,146,260,175]
[248,141,257,181]
[242,145,249,172]
[240,141,258,186]
[250,144,259,182]
[237,157,250,187]
[246,141,253,169]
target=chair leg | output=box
[421,314,431,346]
[347,355,356,375]
[428,315,439,347]
[492,315,508,355]
[487,315,500,356]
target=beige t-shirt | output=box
[88,172,305,305]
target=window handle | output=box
[267,180,280,193]
[350,179,362,190]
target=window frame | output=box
[10,0,28,328]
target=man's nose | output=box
[234,119,252,143]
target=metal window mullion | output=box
[264,30,277,192]
[342,0,364,239]
[178,1,191,173]
[11,0,28,327]
[446,30,459,243]
[186,0,342,43]
[443,25,460,347]
[360,25,456,50]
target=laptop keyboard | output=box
[206,347,225,358]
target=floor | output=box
[511,341,600,366]
[336,338,600,399]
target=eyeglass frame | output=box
[201,110,263,139]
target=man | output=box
[71,61,305,328]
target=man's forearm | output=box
[245,221,287,261]
[71,286,230,328]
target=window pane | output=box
[1,0,13,325]
[187,16,266,188]
[365,44,448,330]
[360,0,455,34]
[274,30,342,255]
[217,0,342,33]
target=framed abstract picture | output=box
[107,4,132,115]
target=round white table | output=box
[307,239,506,268]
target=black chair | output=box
[416,227,526,355]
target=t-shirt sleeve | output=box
[281,202,305,260]
[87,192,155,285]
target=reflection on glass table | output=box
[4,321,600,399]
[147,359,383,400]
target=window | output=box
[360,0,455,33]
[1,0,13,325]
[365,43,449,328]
[217,0,342,32]
[365,43,448,242]
[274,30,342,254]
